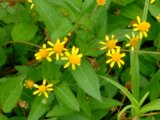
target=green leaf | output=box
[71,59,102,101]
[89,97,122,110]
[46,104,74,117]
[27,96,53,120]
[139,98,160,115]
[121,3,142,19]
[0,114,8,120]
[54,82,79,111]
[0,75,24,113]
[59,113,89,120]
[9,116,26,120]
[11,23,38,41]
[99,75,138,106]
[0,47,7,67]
[112,0,134,6]
[33,0,61,35]
[149,4,160,19]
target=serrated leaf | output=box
[0,75,24,113]
[11,23,38,41]
[71,59,101,101]
[27,96,53,120]
[54,82,79,111]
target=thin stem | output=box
[121,49,160,55]
[3,41,41,48]
[130,0,150,101]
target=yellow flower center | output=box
[112,53,121,62]
[39,85,47,92]
[97,0,106,5]
[138,22,150,32]
[25,80,34,89]
[40,49,48,58]
[130,38,138,47]
[54,43,64,53]
[106,40,116,49]
[69,54,80,64]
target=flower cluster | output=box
[99,16,151,68]
[34,35,83,70]
[96,0,106,6]
[24,79,53,98]
[99,35,125,68]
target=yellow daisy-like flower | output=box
[150,0,155,4]
[62,46,83,70]
[28,0,34,9]
[156,15,160,21]
[106,49,125,68]
[96,0,106,6]
[125,32,139,51]
[132,16,151,39]
[35,44,52,62]
[47,39,67,61]
[99,35,120,53]
[33,79,53,98]
[24,80,34,89]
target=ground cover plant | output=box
[0,0,160,120]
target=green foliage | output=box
[0,0,160,120]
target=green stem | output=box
[3,41,41,48]
[130,0,150,101]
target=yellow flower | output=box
[28,0,34,9]
[62,46,83,70]
[33,79,53,98]
[47,39,67,60]
[125,32,139,51]
[99,35,120,53]
[35,44,52,62]
[106,49,125,68]
[132,16,151,39]
[156,15,160,21]
[96,0,106,6]
[24,80,34,89]
[150,0,155,4]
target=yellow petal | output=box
[117,62,121,68]
[120,60,124,65]
[43,79,46,85]
[126,43,131,47]
[105,35,109,41]
[99,41,106,45]
[47,41,54,46]
[64,62,70,68]
[72,64,76,70]
[121,53,125,57]
[125,34,130,39]
[46,84,53,88]
[47,57,52,62]
[33,90,40,95]
[44,92,48,98]
[137,16,141,24]
[56,54,59,61]
[106,59,112,64]
[42,44,46,48]
[33,84,39,88]
[110,61,115,68]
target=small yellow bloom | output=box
[96,0,106,6]
[62,46,83,70]
[106,49,125,68]
[132,16,151,39]
[47,39,67,61]
[156,15,160,21]
[35,44,52,62]
[28,0,34,9]
[125,32,139,51]
[150,0,155,4]
[99,35,120,53]
[24,80,34,89]
[33,79,53,98]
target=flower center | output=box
[106,40,116,49]
[97,0,105,4]
[69,54,81,64]
[112,53,121,62]
[39,85,47,92]
[26,80,34,88]
[130,38,138,46]
[138,22,150,32]
[54,43,64,53]
[40,49,48,58]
